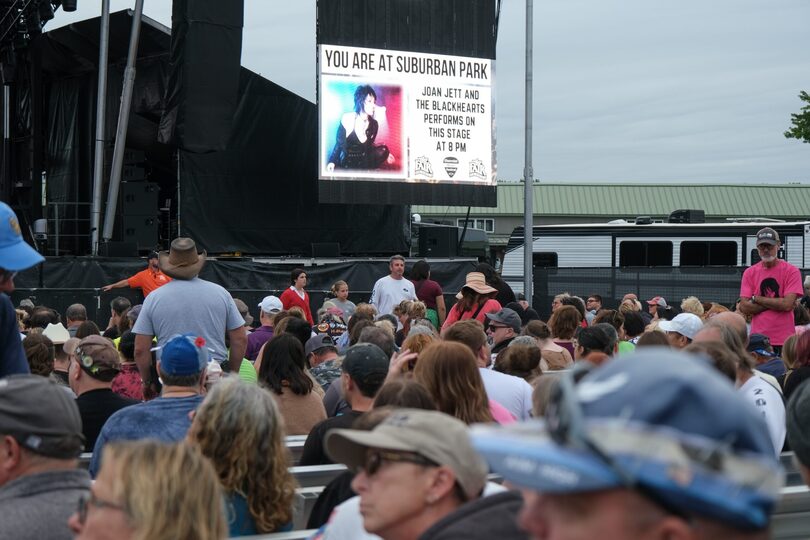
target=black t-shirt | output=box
[299,410,364,466]
[75,388,139,451]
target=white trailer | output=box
[502,220,810,303]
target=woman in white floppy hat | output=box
[441,272,501,332]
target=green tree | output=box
[784,91,810,143]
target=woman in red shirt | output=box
[441,272,501,332]
[279,268,314,325]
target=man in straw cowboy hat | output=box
[132,238,246,398]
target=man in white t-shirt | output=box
[737,363,785,456]
[369,255,416,316]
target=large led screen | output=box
[319,44,495,186]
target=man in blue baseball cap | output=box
[0,202,44,378]
[88,333,209,477]
[471,350,782,539]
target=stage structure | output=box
[317,0,500,207]
[3,8,410,257]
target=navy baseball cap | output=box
[0,202,44,271]
[155,334,210,376]
[471,350,782,530]
[747,334,774,357]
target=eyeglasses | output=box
[487,324,509,331]
[359,450,438,476]
[76,493,126,525]
[545,363,693,521]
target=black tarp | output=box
[179,72,410,255]
[318,0,498,59]
[158,0,243,151]
[11,257,476,326]
[18,10,409,256]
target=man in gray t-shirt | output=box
[132,238,246,397]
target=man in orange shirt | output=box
[102,251,171,297]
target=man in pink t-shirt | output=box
[739,227,803,349]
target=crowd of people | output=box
[1,200,809,539]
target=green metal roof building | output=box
[412,183,810,253]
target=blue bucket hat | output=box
[155,334,210,376]
[0,202,44,271]
[471,350,783,530]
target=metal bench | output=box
[236,530,317,540]
[773,484,810,540]
[285,435,307,466]
[290,464,347,488]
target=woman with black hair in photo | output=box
[326,85,395,171]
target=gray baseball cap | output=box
[305,333,336,357]
[325,408,488,500]
[0,375,84,458]
[486,307,522,333]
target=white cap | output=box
[258,295,283,314]
[658,313,703,340]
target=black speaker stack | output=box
[110,149,159,252]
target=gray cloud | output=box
[51,0,810,184]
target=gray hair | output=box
[66,303,87,322]
[509,335,540,348]
[197,377,282,436]
[698,321,753,371]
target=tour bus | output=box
[501,216,810,313]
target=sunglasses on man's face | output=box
[488,324,509,331]
[359,450,437,476]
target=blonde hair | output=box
[407,301,427,319]
[619,298,640,314]
[414,341,493,424]
[15,309,27,331]
[101,441,226,540]
[393,300,411,317]
[401,332,436,354]
[287,306,306,320]
[354,303,377,319]
[680,296,704,316]
[705,302,730,320]
[782,333,799,370]
[330,280,348,296]
[190,378,295,533]
[374,319,396,339]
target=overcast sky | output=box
[51,1,810,184]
